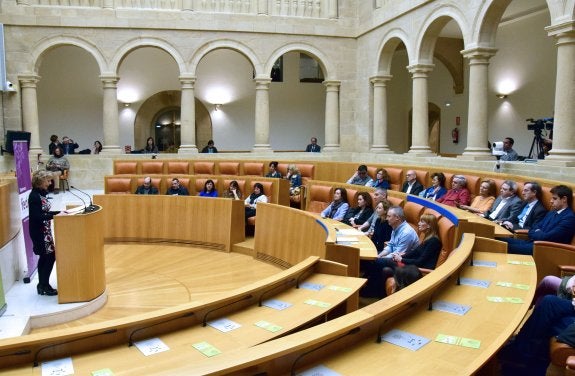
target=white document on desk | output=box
[336,236,359,243]
[336,228,364,236]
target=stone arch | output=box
[376,30,411,75]
[189,39,260,77]
[474,0,513,47]
[134,90,211,152]
[265,43,335,81]
[415,7,469,64]
[110,37,187,75]
[30,35,107,74]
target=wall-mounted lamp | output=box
[123,102,131,107]
[444,101,452,107]
[214,104,222,111]
[495,94,508,99]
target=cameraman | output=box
[500,137,518,161]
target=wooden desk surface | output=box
[1,273,365,375]
[318,216,378,260]
[303,251,536,375]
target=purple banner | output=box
[13,141,37,280]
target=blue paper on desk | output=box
[432,300,471,316]
[473,260,497,268]
[380,329,430,351]
[460,277,490,288]
[300,282,325,291]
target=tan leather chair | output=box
[59,169,70,192]
[193,162,215,175]
[141,161,164,175]
[167,161,190,175]
[243,162,264,176]
[307,185,333,214]
[114,161,138,175]
[218,162,240,175]
[106,177,133,194]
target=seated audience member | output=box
[222,180,242,200]
[245,182,268,220]
[401,170,424,196]
[500,137,519,161]
[165,178,189,196]
[198,179,218,197]
[346,164,371,186]
[305,137,321,152]
[143,137,158,154]
[358,188,388,234]
[135,177,158,195]
[531,273,574,307]
[48,135,61,155]
[369,200,393,252]
[436,175,471,207]
[61,136,79,155]
[93,140,103,154]
[366,168,391,189]
[286,164,302,195]
[389,213,442,269]
[419,172,447,201]
[265,161,282,178]
[344,192,374,228]
[201,139,218,153]
[502,185,575,255]
[321,187,349,221]
[392,265,424,293]
[501,181,548,231]
[481,180,523,223]
[361,206,419,298]
[458,179,496,215]
[46,147,69,194]
[498,294,575,375]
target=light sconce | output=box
[495,94,508,99]
[214,104,222,111]
[123,102,131,107]
[444,101,452,107]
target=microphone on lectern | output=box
[67,189,87,213]
[71,186,97,212]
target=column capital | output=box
[179,75,196,88]
[100,74,119,87]
[255,78,272,89]
[370,75,393,85]
[406,64,434,76]
[18,74,40,87]
[461,47,497,63]
[322,80,341,89]
[546,21,575,38]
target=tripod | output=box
[528,130,544,159]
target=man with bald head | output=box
[401,170,424,196]
[135,176,158,195]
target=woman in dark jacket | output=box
[29,170,61,296]
[390,213,442,270]
[344,192,374,228]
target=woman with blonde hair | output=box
[286,164,302,195]
[458,179,496,215]
[391,213,442,270]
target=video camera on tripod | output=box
[526,117,553,159]
[526,118,553,134]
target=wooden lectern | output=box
[54,206,105,304]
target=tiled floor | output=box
[0,189,104,339]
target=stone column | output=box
[100,75,122,154]
[544,25,575,165]
[102,0,113,9]
[253,77,272,152]
[18,74,42,155]
[257,0,268,15]
[370,75,393,153]
[178,75,199,154]
[461,47,497,159]
[323,80,341,152]
[407,64,434,155]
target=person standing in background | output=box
[305,137,321,152]
[48,135,61,155]
[61,136,79,155]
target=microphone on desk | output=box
[71,186,97,212]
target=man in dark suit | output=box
[305,137,321,152]
[483,180,523,223]
[401,170,424,196]
[135,176,159,195]
[501,181,547,231]
[61,136,79,155]
[503,185,575,255]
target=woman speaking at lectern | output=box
[29,170,61,296]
